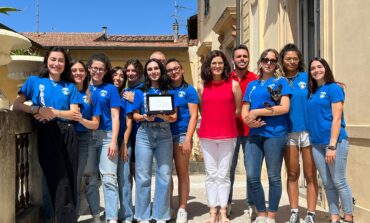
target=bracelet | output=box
[326,145,336,150]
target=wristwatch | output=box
[326,145,336,150]
[30,105,40,114]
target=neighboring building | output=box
[196,0,370,220]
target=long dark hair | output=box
[86,53,113,84]
[124,58,144,87]
[39,46,72,82]
[201,50,231,83]
[279,43,305,74]
[308,57,344,94]
[111,66,127,94]
[142,59,170,93]
[166,58,188,89]
[70,59,92,104]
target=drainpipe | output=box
[236,0,241,45]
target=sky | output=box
[1,0,198,35]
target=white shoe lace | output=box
[304,214,315,223]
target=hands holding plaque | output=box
[146,94,175,115]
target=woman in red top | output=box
[198,50,242,223]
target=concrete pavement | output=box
[79,174,331,223]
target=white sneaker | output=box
[108,220,118,223]
[156,221,166,223]
[124,220,133,223]
[254,216,267,223]
[176,208,188,223]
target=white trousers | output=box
[200,138,236,208]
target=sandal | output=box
[205,211,218,223]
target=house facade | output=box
[196,0,370,220]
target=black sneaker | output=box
[304,212,315,223]
[288,211,300,223]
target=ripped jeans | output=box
[96,130,119,221]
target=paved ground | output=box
[79,174,331,223]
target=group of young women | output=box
[12,44,353,223]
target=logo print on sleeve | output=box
[100,90,108,97]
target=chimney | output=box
[173,20,179,42]
[102,26,107,40]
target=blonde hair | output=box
[257,48,284,80]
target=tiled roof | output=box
[21,32,191,48]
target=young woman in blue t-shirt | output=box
[307,57,353,223]
[70,60,102,222]
[166,58,199,223]
[242,49,291,223]
[13,46,80,223]
[279,44,318,223]
[87,53,121,223]
[132,58,177,223]
[117,59,144,223]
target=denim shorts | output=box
[286,131,311,147]
[172,132,186,145]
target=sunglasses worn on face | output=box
[261,58,277,65]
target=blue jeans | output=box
[118,140,134,221]
[94,130,119,221]
[134,123,173,221]
[246,135,287,212]
[76,130,100,216]
[229,136,253,205]
[312,139,353,215]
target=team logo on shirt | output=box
[268,83,276,89]
[100,90,108,97]
[62,88,70,95]
[178,91,186,98]
[83,95,88,103]
[320,91,327,99]
[298,82,306,89]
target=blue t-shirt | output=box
[168,84,199,135]
[307,83,347,144]
[132,87,179,123]
[19,76,80,121]
[243,77,292,137]
[122,83,143,147]
[74,90,101,132]
[90,83,121,130]
[287,72,309,132]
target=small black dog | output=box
[264,84,282,108]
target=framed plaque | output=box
[146,94,175,115]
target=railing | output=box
[16,133,31,213]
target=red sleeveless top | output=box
[198,78,238,139]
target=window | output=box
[204,0,209,17]
[299,0,320,65]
